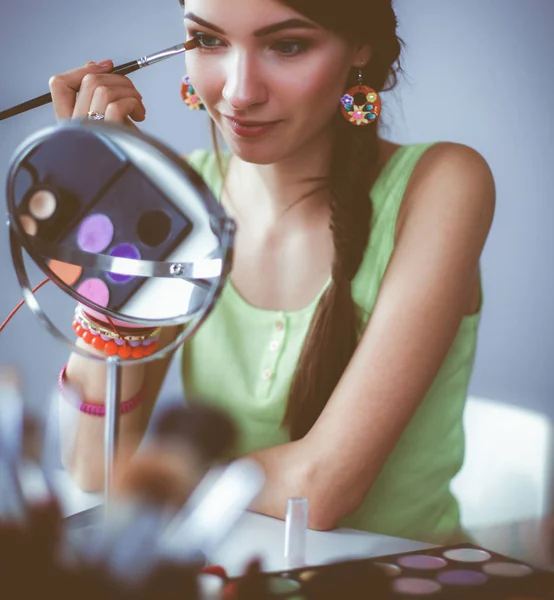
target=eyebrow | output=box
[184,12,319,37]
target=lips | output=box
[221,114,281,138]
[223,115,279,127]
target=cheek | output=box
[296,76,344,107]
[286,63,350,121]
[280,48,352,112]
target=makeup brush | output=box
[0,367,55,524]
[79,403,240,585]
[0,39,200,121]
[0,366,26,521]
[113,402,238,507]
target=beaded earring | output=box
[180,75,206,111]
[340,68,381,126]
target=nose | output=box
[222,52,267,111]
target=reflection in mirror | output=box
[6,120,235,327]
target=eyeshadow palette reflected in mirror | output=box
[18,166,192,312]
[7,124,229,324]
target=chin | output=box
[236,150,282,165]
[225,138,289,165]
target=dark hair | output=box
[278,2,403,441]
[179,0,404,440]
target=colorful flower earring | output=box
[180,75,206,111]
[340,68,381,126]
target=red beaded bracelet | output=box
[58,364,142,417]
[72,318,159,360]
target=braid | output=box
[283,98,379,440]
[329,119,376,283]
[282,2,404,440]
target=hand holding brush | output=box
[0,39,199,121]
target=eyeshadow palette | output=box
[235,543,554,599]
[13,128,194,313]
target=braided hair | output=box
[279,0,404,439]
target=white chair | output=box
[451,395,553,529]
[451,395,553,568]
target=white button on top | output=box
[269,340,280,351]
[262,369,272,380]
[275,320,284,331]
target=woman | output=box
[51,0,495,543]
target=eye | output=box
[193,32,225,49]
[272,39,310,56]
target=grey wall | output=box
[0,0,552,419]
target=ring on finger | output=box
[87,110,105,121]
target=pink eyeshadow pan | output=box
[77,214,114,253]
[437,569,488,586]
[397,555,448,570]
[393,577,441,595]
[76,278,110,307]
[483,562,533,577]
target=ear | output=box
[352,42,372,68]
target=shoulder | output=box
[408,142,495,205]
[416,141,494,182]
[399,142,496,238]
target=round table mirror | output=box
[5,119,235,500]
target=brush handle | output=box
[111,60,141,77]
[0,61,141,121]
[0,92,53,120]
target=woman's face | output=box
[183,0,369,165]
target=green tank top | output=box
[181,144,481,543]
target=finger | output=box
[104,97,147,124]
[122,117,141,131]
[48,60,113,120]
[72,74,140,118]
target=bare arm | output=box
[61,326,181,491]
[246,143,496,530]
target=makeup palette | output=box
[7,123,233,325]
[235,543,553,599]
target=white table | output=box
[212,512,434,576]
[53,468,434,578]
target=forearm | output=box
[60,326,179,491]
[66,338,146,405]
[60,339,148,491]
[247,439,362,531]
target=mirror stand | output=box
[104,357,122,505]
